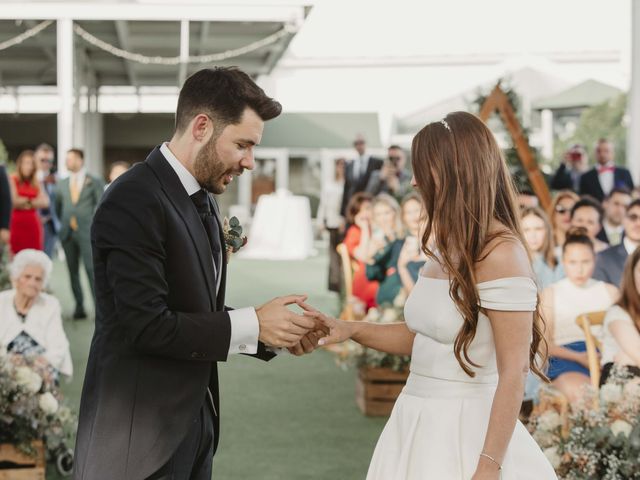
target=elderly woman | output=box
[0,249,72,377]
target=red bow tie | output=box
[598,166,615,174]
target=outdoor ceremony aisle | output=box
[49,249,386,480]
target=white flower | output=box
[57,406,72,423]
[15,366,43,393]
[610,419,633,437]
[39,392,59,415]
[600,383,623,404]
[365,308,381,322]
[381,308,398,324]
[393,290,407,308]
[537,410,562,431]
[543,446,562,469]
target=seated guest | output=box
[366,193,426,304]
[541,227,618,402]
[521,206,564,289]
[550,144,588,192]
[600,187,631,246]
[549,190,580,259]
[365,193,404,260]
[579,138,634,202]
[594,199,640,287]
[0,249,72,378]
[517,190,539,209]
[600,247,640,385]
[570,196,609,253]
[343,193,379,310]
[105,161,131,190]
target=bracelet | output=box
[479,453,502,470]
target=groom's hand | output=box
[287,300,331,356]
[256,295,316,348]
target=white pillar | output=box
[178,20,189,87]
[57,18,74,177]
[541,109,554,161]
[628,0,640,182]
[84,112,103,178]
[320,148,334,190]
[275,148,289,191]
[238,169,252,210]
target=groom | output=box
[73,67,320,480]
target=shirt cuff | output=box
[228,307,259,355]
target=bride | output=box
[305,111,557,479]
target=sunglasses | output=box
[555,206,571,215]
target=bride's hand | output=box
[296,301,355,345]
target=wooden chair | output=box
[336,243,364,321]
[575,310,606,390]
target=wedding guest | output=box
[105,161,131,190]
[55,148,105,319]
[366,193,426,305]
[600,247,640,385]
[9,150,49,255]
[541,227,618,402]
[579,139,634,202]
[317,157,346,292]
[0,249,72,378]
[570,196,609,253]
[520,207,563,289]
[366,193,404,260]
[343,192,379,310]
[549,190,580,255]
[35,143,60,258]
[366,145,412,199]
[594,199,640,287]
[600,187,631,246]
[517,190,539,209]
[340,135,383,216]
[550,144,588,192]
[0,163,10,248]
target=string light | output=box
[0,20,54,52]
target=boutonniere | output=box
[222,217,247,261]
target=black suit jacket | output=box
[0,165,10,229]
[593,243,628,287]
[579,167,634,202]
[550,164,578,191]
[74,147,274,480]
[340,156,384,215]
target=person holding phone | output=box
[550,144,588,192]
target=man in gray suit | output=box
[55,149,104,319]
[594,199,640,287]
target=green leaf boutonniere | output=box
[223,216,248,261]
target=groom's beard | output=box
[194,135,229,194]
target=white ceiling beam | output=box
[0,3,309,22]
[114,20,139,87]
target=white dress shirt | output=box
[603,220,624,246]
[0,290,73,376]
[624,236,639,255]
[70,168,87,196]
[598,162,615,197]
[160,142,260,356]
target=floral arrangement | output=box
[334,295,410,372]
[222,216,247,260]
[0,246,10,292]
[529,365,640,480]
[0,349,75,475]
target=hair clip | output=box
[440,119,452,133]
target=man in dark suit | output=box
[594,199,640,286]
[55,149,104,319]
[340,135,383,215]
[35,143,61,258]
[579,138,634,202]
[73,68,321,480]
[0,164,10,248]
[550,144,588,192]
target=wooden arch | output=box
[479,84,552,211]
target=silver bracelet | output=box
[479,453,502,470]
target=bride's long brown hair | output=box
[411,111,548,379]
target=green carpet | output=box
[47,249,386,479]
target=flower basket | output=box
[0,440,45,480]
[356,366,409,416]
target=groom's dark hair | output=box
[175,67,282,133]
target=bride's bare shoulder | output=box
[476,232,533,283]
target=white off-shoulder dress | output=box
[366,276,557,480]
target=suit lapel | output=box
[591,170,605,199]
[210,196,227,309]
[146,147,217,311]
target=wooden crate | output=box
[356,367,409,416]
[0,441,45,480]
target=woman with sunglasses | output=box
[548,190,579,259]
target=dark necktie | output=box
[190,189,222,276]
